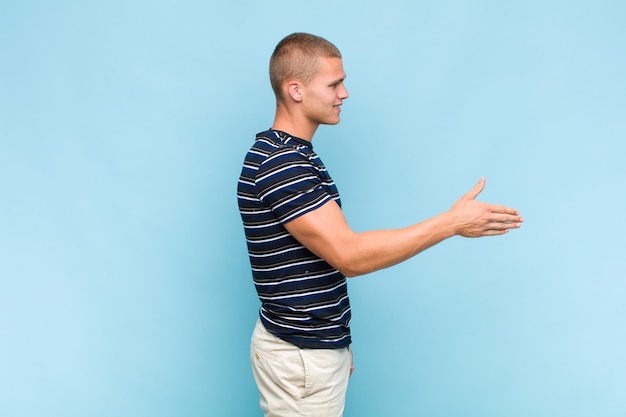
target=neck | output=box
[271,104,318,142]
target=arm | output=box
[283,177,523,277]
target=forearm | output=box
[284,186,522,279]
[336,211,456,277]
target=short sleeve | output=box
[256,148,333,224]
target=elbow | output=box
[322,240,369,278]
[331,248,393,278]
[333,258,366,278]
[340,268,359,278]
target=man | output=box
[237,32,523,417]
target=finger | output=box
[486,222,522,231]
[488,204,521,216]
[482,224,520,235]
[482,229,510,236]
[483,216,524,232]
[488,212,524,223]
[464,176,485,200]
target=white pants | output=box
[250,319,351,417]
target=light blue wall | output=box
[1,1,625,416]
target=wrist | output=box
[432,210,459,239]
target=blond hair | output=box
[269,33,342,101]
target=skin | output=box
[272,56,523,279]
[271,56,523,376]
[273,57,348,140]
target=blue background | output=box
[1,1,625,416]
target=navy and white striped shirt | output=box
[237,130,351,349]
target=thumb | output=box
[464,176,485,200]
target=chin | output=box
[327,115,342,125]
[317,114,341,126]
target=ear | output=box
[286,80,304,102]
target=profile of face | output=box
[298,57,349,126]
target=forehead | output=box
[313,57,346,81]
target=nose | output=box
[339,84,349,100]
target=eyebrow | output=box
[329,75,347,85]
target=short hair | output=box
[269,33,342,101]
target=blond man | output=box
[237,33,523,417]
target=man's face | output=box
[301,57,349,126]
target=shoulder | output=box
[253,133,312,169]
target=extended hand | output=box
[449,177,523,238]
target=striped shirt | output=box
[237,130,351,349]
